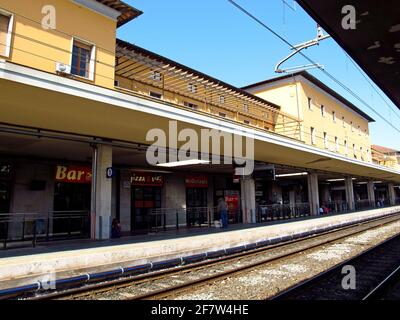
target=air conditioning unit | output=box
[55,62,71,75]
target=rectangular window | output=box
[332,111,336,122]
[353,144,356,158]
[243,104,249,113]
[321,105,325,117]
[0,12,13,57]
[344,140,348,155]
[311,127,316,145]
[219,96,225,104]
[335,137,339,151]
[342,116,346,128]
[71,40,95,79]
[219,112,226,118]
[323,132,328,149]
[308,97,313,110]
[350,121,354,132]
[358,125,361,135]
[188,83,197,93]
[150,70,162,81]
[184,101,198,109]
[149,91,162,99]
[243,120,250,125]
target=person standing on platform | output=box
[218,197,228,229]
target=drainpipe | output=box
[90,143,98,240]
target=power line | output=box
[227,0,400,135]
[343,51,400,123]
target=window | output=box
[264,126,270,131]
[350,121,354,132]
[358,125,361,135]
[184,101,198,109]
[321,105,325,117]
[149,91,162,99]
[0,11,13,57]
[332,111,336,122]
[243,104,249,113]
[311,127,316,145]
[307,97,313,110]
[263,111,269,119]
[360,146,364,160]
[344,140,348,155]
[71,39,95,80]
[335,137,339,152]
[150,70,162,81]
[243,120,250,125]
[323,132,328,149]
[219,112,226,118]
[342,116,346,128]
[188,83,197,93]
[353,144,356,158]
[219,96,225,104]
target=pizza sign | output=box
[131,172,164,186]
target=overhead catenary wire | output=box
[343,51,400,123]
[226,0,400,136]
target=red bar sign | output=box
[55,165,92,184]
[185,175,208,188]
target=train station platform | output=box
[1,205,400,291]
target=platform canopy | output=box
[296,0,400,109]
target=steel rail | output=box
[271,233,400,300]
[29,213,400,300]
[128,216,400,300]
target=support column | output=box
[91,144,113,240]
[240,176,256,224]
[388,183,396,206]
[345,177,355,211]
[367,181,376,207]
[307,172,319,215]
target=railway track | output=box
[271,233,400,300]
[28,213,400,300]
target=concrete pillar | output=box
[367,181,376,207]
[240,176,256,224]
[91,144,113,240]
[388,183,396,206]
[345,177,355,211]
[307,172,319,215]
[320,184,331,204]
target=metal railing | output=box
[0,211,90,249]
[257,203,311,222]
[142,207,242,234]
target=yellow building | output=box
[0,0,400,242]
[371,145,400,170]
[243,71,375,162]
[0,0,141,88]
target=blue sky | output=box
[118,0,400,150]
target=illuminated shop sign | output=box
[131,172,164,186]
[55,165,92,184]
[0,163,12,179]
[185,175,208,188]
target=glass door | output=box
[131,187,161,233]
